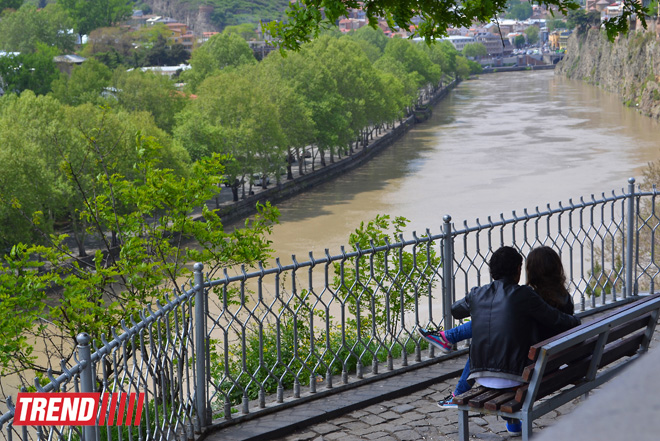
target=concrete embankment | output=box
[214,80,459,225]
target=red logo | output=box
[14,393,145,426]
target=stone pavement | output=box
[274,376,580,441]
[202,348,581,441]
[203,311,660,441]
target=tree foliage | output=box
[265,0,645,50]
[462,42,488,58]
[333,215,440,336]
[508,2,533,21]
[0,131,278,377]
[0,4,75,53]
[180,33,256,92]
[0,45,59,95]
[50,59,113,106]
[567,9,602,34]
[525,25,540,45]
[57,0,132,36]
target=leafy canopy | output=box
[265,0,647,50]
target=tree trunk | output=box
[287,148,294,180]
[232,180,239,202]
[298,148,304,175]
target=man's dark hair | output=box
[489,246,523,280]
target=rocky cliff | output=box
[144,0,218,33]
[557,27,660,118]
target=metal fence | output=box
[2,178,659,440]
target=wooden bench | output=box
[453,293,660,440]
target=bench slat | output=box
[484,391,517,411]
[453,386,489,405]
[528,293,660,361]
[468,389,511,408]
[522,313,653,382]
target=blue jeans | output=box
[444,321,473,396]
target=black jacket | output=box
[452,278,581,383]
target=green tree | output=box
[0,0,23,11]
[333,215,440,336]
[174,67,286,199]
[455,56,472,79]
[181,33,256,92]
[423,40,459,77]
[223,23,257,40]
[50,59,113,106]
[0,133,278,379]
[80,26,133,67]
[112,69,189,134]
[258,56,316,180]
[0,45,59,95]
[514,34,526,48]
[524,25,540,45]
[567,9,601,34]
[0,92,66,247]
[510,2,533,20]
[58,0,131,37]
[462,42,488,58]
[0,4,75,53]
[547,18,568,31]
[348,25,388,61]
[384,38,441,87]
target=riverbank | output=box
[202,79,460,226]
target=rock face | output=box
[144,0,219,33]
[557,27,660,119]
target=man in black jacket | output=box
[451,246,580,434]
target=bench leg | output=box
[522,416,533,441]
[458,409,469,441]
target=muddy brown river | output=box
[263,70,660,263]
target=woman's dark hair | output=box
[525,246,570,308]
[489,246,523,280]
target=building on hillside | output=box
[338,18,367,32]
[130,64,191,78]
[53,54,86,75]
[474,32,505,56]
[558,30,572,50]
[603,2,624,20]
[146,16,179,26]
[442,35,476,51]
[166,23,195,50]
[200,32,219,43]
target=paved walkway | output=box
[203,314,660,441]
[203,349,580,441]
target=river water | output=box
[262,70,660,264]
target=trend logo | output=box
[14,392,145,426]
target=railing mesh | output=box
[2,181,659,440]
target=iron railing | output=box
[2,178,659,440]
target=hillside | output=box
[143,0,290,32]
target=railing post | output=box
[194,263,208,431]
[77,333,97,441]
[626,178,636,298]
[442,215,455,331]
